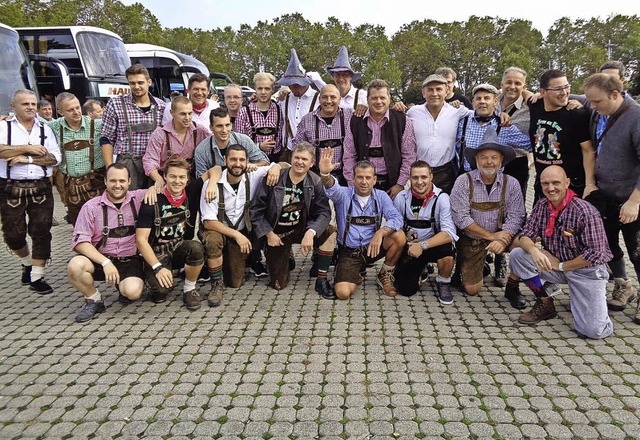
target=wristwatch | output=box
[420,240,429,251]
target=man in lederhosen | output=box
[47,92,106,225]
[0,90,61,294]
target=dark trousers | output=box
[395,244,455,296]
[503,156,529,202]
[431,160,457,195]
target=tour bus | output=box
[0,23,40,115]
[126,43,211,102]
[17,26,131,104]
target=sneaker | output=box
[315,278,336,300]
[117,293,133,305]
[435,282,453,305]
[150,290,167,304]
[250,261,268,278]
[29,278,53,295]
[504,284,527,309]
[518,297,557,324]
[21,265,32,285]
[75,299,105,323]
[608,279,636,311]
[197,266,211,283]
[289,254,296,271]
[377,269,397,297]
[494,255,508,287]
[207,279,224,307]
[183,288,201,311]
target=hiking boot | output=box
[608,279,637,311]
[377,269,397,297]
[315,278,336,300]
[518,297,557,324]
[633,298,640,325]
[21,265,32,285]
[494,255,508,287]
[183,288,201,311]
[250,261,268,278]
[504,283,527,309]
[435,282,453,305]
[29,278,53,295]
[150,290,167,304]
[75,299,105,323]
[197,266,211,283]
[207,279,224,307]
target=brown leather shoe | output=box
[377,269,397,297]
[518,297,556,324]
[207,279,224,307]
[183,288,201,311]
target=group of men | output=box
[1,45,638,340]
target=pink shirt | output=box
[71,189,147,257]
[143,122,210,176]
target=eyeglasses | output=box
[545,84,571,93]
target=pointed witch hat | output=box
[277,49,312,87]
[325,46,362,82]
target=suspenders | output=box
[216,177,252,231]
[5,120,47,178]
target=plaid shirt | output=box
[521,197,612,266]
[143,122,210,176]
[450,169,526,239]
[457,115,531,172]
[101,93,166,156]
[293,107,353,167]
[47,116,104,177]
[235,101,283,154]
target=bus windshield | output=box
[76,32,130,77]
[0,27,35,114]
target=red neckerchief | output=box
[545,189,576,237]
[411,185,435,209]
[192,101,207,115]
[163,186,187,208]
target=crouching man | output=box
[508,166,613,339]
[68,164,150,322]
[318,147,406,300]
[393,160,458,302]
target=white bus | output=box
[0,23,40,115]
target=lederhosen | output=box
[403,194,440,237]
[247,104,281,147]
[461,172,508,251]
[313,109,346,185]
[95,199,141,269]
[61,120,106,222]
[163,123,198,180]
[338,196,381,261]
[151,199,191,259]
[217,179,251,233]
[283,92,319,162]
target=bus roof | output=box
[126,43,209,76]
[16,26,124,41]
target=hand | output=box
[566,99,584,111]
[300,230,315,256]
[499,112,512,127]
[530,247,552,272]
[266,165,281,186]
[246,163,258,173]
[486,240,506,254]
[528,92,541,104]
[7,155,29,166]
[25,145,48,156]
[582,184,598,199]
[540,249,561,270]
[620,200,640,224]
[235,232,252,253]
[102,261,120,286]
[211,94,219,102]
[407,241,423,258]
[318,147,339,175]
[154,178,165,193]
[278,88,290,102]
[354,104,368,117]
[143,186,157,204]
[204,179,218,203]
[266,231,283,247]
[260,139,276,153]
[492,230,513,247]
[155,267,173,289]
[387,184,403,200]
[448,100,462,109]
[367,231,384,258]
[392,102,407,113]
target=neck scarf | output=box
[411,185,435,209]
[192,101,207,115]
[163,186,187,208]
[545,189,576,237]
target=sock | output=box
[87,289,101,301]
[382,263,395,272]
[316,250,333,279]
[435,275,451,284]
[184,280,196,292]
[609,258,627,279]
[523,275,547,298]
[209,264,222,281]
[506,277,519,289]
[20,255,32,266]
[31,265,44,282]
[614,277,629,285]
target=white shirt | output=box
[308,72,368,110]
[407,103,472,167]
[0,117,61,179]
[279,87,320,151]
[200,164,275,230]
[162,98,219,130]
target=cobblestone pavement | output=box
[1,190,640,439]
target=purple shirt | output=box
[143,122,209,176]
[235,101,283,154]
[71,189,147,257]
[521,197,612,266]
[342,109,417,186]
[293,107,354,167]
[450,170,525,239]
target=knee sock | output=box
[506,277,519,289]
[316,250,333,279]
[184,280,196,292]
[209,264,222,281]
[31,265,44,282]
[523,275,548,298]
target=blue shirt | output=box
[324,178,404,248]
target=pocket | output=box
[562,234,580,250]
[32,194,47,205]
[7,198,21,208]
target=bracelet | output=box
[28,156,33,164]
[101,259,111,267]
[320,171,332,177]
[558,262,564,272]
[152,262,163,273]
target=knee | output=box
[334,283,354,300]
[464,283,482,296]
[120,279,144,300]
[67,256,90,279]
[203,231,223,258]
[185,241,205,265]
[391,230,407,247]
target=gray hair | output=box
[502,66,528,82]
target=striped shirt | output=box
[235,101,283,154]
[521,197,612,266]
[47,116,104,177]
[293,107,353,167]
[450,169,526,239]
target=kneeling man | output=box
[509,166,613,339]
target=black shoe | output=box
[494,255,508,287]
[309,263,319,278]
[315,278,336,300]
[197,266,211,283]
[289,254,296,271]
[29,278,53,295]
[21,265,32,285]
[250,261,268,278]
[504,284,527,310]
[75,299,105,323]
[483,261,491,278]
[150,290,167,304]
[118,293,133,305]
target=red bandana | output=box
[192,101,207,115]
[163,186,187,208]
[411,185,435,209]
[545,189,576,237]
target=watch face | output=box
[421,241,429,250]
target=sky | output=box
[126,0,636,36]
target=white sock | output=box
[20,255,32,266]
[382,264,395,272]
[436,275,451,284]
[87,290,101,301]
[31,265,44,282]
[184,279,196,292]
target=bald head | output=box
[540,166,571,206]
[319,84,341,117]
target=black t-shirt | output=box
[447,93,473,110]
[410,195,422,217]
[274,175,304,234]
[528,99,591,189]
